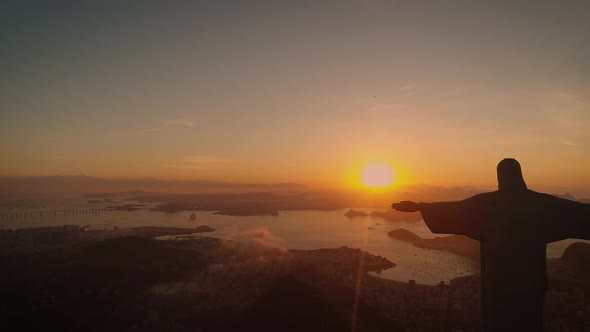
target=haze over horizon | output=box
[2,1,589,190]
[2,175,590,201]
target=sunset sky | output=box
[2,1,589,190]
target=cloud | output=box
[222,226,287,252]
[164,119,194,127]
[151,228,287,297]
[559,138,579,147]
[398,84,416,92]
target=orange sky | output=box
[1,2,589,191]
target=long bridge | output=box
[0,208,124,220]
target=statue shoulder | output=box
[530,190,571,201]
[529,191,590,209]
[466,191,497,202]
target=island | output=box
[344,209,369,217]
[343,209,422,222]
[151,201,280,216]
[213,209,279,216]
[387,228,421,242]
[106,203,145,211]
[193,225,216,233]
[151,202,198,213]
[144,192,357,215]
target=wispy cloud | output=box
[559,138,579,147]
[163,119,194,127]
[398,84,416,93]
[110,119,196,137]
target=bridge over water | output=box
[0,208,124,220]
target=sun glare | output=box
[361,163,393,188]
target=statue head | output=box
[497,158,528,191]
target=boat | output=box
[188,212,196,221]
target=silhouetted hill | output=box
[0,237,208,331]
[235,272,402,332]
[236,275,351,332]
[0,233,403,332]
[560,242,590,278]
[414,235,480,260]
[387,228,421,242]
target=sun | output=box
[362,163,394,188]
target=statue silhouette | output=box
[392,158,590,331]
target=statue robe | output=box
[419,190,590,331]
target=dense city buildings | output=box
[1,226,588,331]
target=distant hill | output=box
[389,184,485,202]
[0,176,306,194]
[555,192,577,201]
[554,192,590,204]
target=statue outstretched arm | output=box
[546,196,590,242]
[391,201,421,213]
[392,196,483,239]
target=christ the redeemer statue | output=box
[392,158,590,331]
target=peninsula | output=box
[386,228,480,260]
